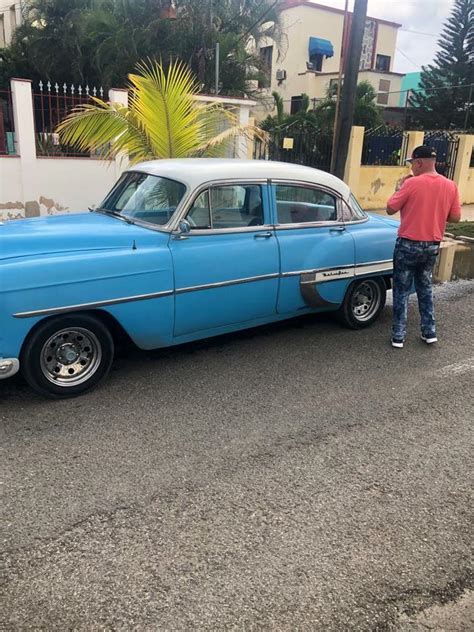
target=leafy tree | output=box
[0,0,283,96]
[315,81,383,130]
[410,0,474,129]
[57,59,266,162]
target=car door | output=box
[169,181,279,338]
[271,181,355,313]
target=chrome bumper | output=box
[0,358,20,379]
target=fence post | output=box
[10,78,39,216]
[343,126,364,192]
[453,134,474,204]
[405,130,424,162]
[108,88,129,177]
[237,102,252,159]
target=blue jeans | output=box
[392,238,440,339]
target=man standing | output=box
[386,145,461,348]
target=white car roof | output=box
[132,159,351,199]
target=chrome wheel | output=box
[351,280,382,322]
[40,327,102,387]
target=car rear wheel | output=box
[21,314,114,398]
[337,278,386,329]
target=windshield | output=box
[100,172,187,226]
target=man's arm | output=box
[447,186,461,223]
[386,176,412,215]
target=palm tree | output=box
[57,59,266,163]
[315,80,383,130]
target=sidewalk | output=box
[372,204,474,222]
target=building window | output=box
[290,96,304,115]
[0,16,6,47]
[258,46,273,88]
[376,54,391,72]
[309,53,324,72]
[377,79,391,105]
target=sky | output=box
[316,0,455,74]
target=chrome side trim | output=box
[176,273,280,294]
[13,290,174,319]
[13,261,392,319]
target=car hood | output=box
[367,212,400,229]
[0,212,167,262]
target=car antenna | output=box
[132,240,137,250]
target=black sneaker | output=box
[391,338,404,348]
[421,334,438,344]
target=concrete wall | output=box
[356,165,409,209]
[466,169,474,204]
[0,157,120,221]
[1,79,256,220]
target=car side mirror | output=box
[179,220,191,234]
[173,219,191,240]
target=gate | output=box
[361,126,408,166]
[254,127,333,172]
[423,131,460,180]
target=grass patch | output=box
[446,221,474,238]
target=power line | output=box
[396,47,420,70]
[399,28,439,38]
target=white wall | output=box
[1,80,256,220]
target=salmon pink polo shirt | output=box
[387,173,461,242]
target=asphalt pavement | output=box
[1,281,473,630]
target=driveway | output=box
[1,281,473,630]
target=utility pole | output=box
[215,42,220,95]
[332,0,368,180]
[330,0,349,174]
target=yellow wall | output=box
[356,166,410,210]
[359,70,403,107]
[466,168,474,204]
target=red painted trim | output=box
[281,1,402,29]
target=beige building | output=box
[256,0,404,116]
[0,2,20,48]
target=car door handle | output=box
[330,226,346,232]
[254,231,273,239]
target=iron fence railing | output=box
[254,127,333,172]
[33,82,107,158]
[361,127,407,166]
[0,89,16,155]
[423,130,460,179]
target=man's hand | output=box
[395,174,413,191]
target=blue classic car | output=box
[0,159,399,397]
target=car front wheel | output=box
[21,314,114,398]
[337,277,386,329]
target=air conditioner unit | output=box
[276,69,287,81]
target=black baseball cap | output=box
[405,145,437,162]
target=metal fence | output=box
[0,89,16,155]
[33,82,107,157]
[423,131,459,179]
[361,127,408,166]
[254,128,333,172]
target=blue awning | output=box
[309,37,334,58]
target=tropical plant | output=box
[57,59,266,163]
[315,81,383,130]
[1,0,284,96]
[410,0,474,129]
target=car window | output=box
[348,194,367,219]
[275,185,337,224]
[187,185,264,230]
[102,172,186,225]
